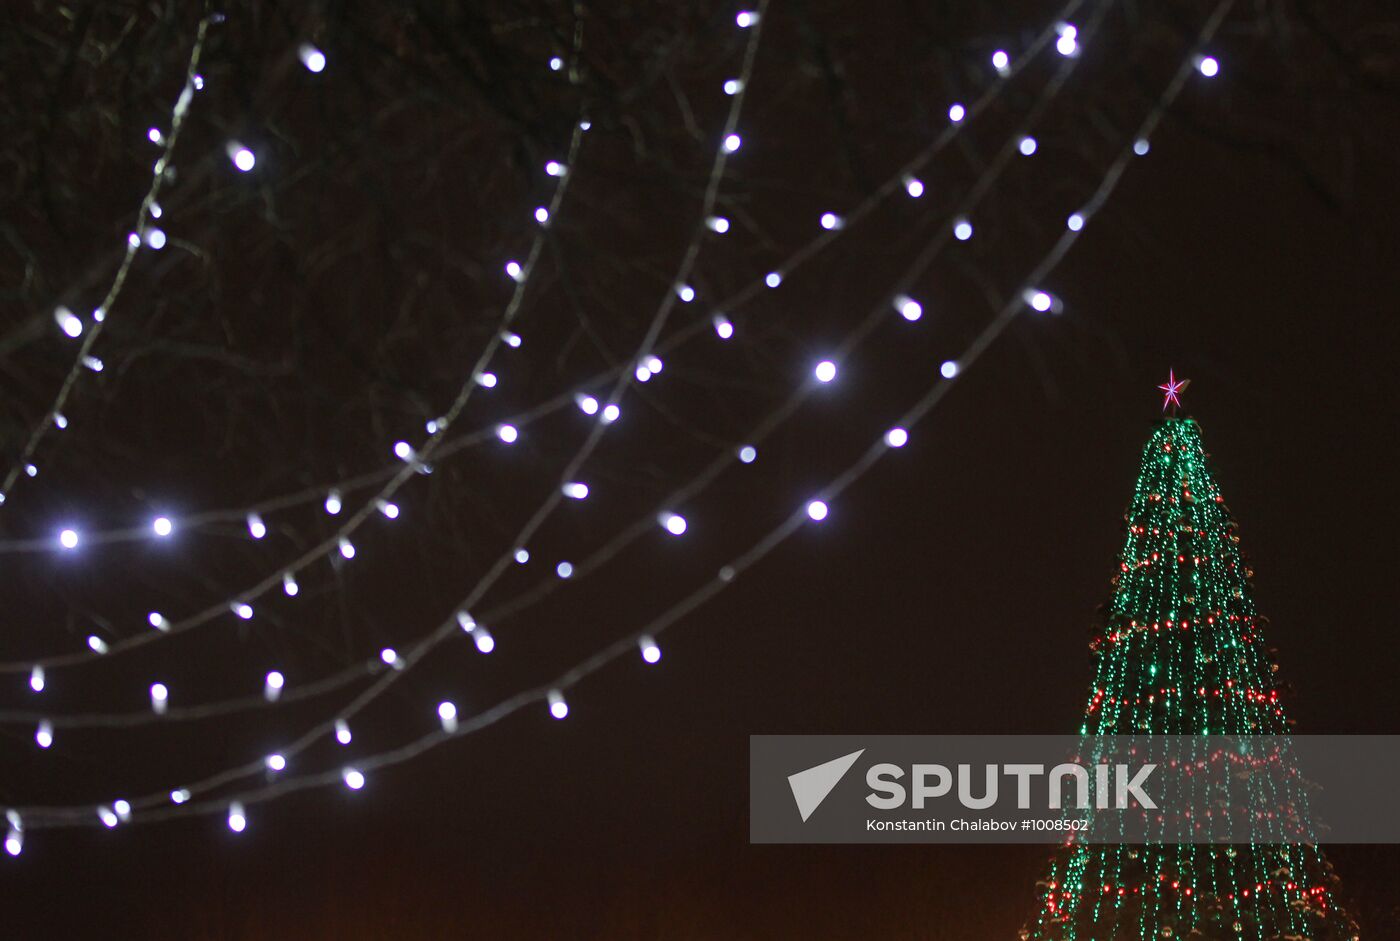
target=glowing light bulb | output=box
[299,44,326,72]
[283,572,299,596]
[723,79,742,96]
[562,482,589,500]
[814,360,837,383]
[339,537,356,559]
[885,427,909,448]
[992,50,1010,72]
[5,828,21,857]
[1067,212,1085,231]
[99,807,119,829]
[548,690,569,719]
[29,666,44,692]
[476,371,498,388]
[228,143,256,172]
[660,512,687,535]
[549,56,563,71]
[948,102,966,123]
[148,127,164,144]
[953,219,973,241]
[707,216,731,233]
[764,271,782,288]
[474,627,495,654]
[380,648,399,667]
[149,612,169,631]
[1134,138,1151,156]
[1056,25,1078,56]
[152,516,173,537]
[894,295,923,322]
[556,561,574,579]
[343,768,365,790]
[88,635,108,654]
[1028,290,1054,312]
[59,528,79,550]
[497,424,519,444]
[265,753,286,772]
[54,413,68,429]
[545,160,567,177]
[639,635,662,663]
[378,500,399,519]
[264,670,284,701]
[393,441,414,461]
[940,360,960,379]
[228,802,246,832]
[55,307,83,338]
[83,355,104,372]
[25,464,37,478]
[904,176,924,198]
[514,548,530,564]
[113,800,132,822]
[645,355,663,373]
[325,490,342,515]
[736,10,757,27]
[233,602,254,620]
[36,721,53,749]
[635,365,653,383]
[150,682,169,714]
[600,404,621,424]
[335,719,352,745]
[1019,136,1038,156]
[677,284,695,302]
[534,206,549,224]
[438,701,458,732]
[722,134,742,154]
[127,232,141,249]
[713,314,734,339]
[1197,55,1219,78]
[807,500,830,522]
[820,212,843,230]
[171,789,190,803]
[738,445,757,464]
[576,394,599,415]
[145,228,167,249]
[505,261,524,284]
[247,513,266,539]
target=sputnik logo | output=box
[787,749,865,822]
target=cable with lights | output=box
[2,0,1233,838]
[0,12,215,511]
[3,0,1102,737]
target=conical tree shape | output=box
[1020,417,1359,940]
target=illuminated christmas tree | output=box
[1020,375,1360,940]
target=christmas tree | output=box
[1020,375,1360,940]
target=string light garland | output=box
[0,0,1252,848]
[4,0,1114,754]
[0,11,216,509]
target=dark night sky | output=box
[2,2,1398,937]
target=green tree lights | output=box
[1020,416,1360,940]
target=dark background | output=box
[1,1,1397,937]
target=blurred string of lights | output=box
[3,0,1237,841]
[0,11,215,510]
[0,0,1091,702]
[0,0,1089,557]
[1,0,1095,722]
